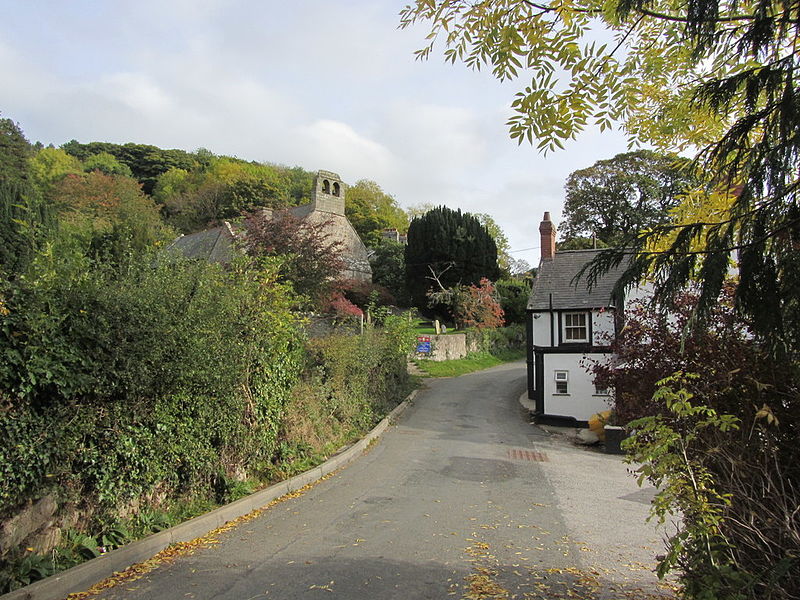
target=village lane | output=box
[92,361,670,600]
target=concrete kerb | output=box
[2,389,418,600]
[517,392,583,442]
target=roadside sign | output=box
[416,336,431,354]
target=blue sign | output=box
[416,336,431,354]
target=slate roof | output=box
[168,223,237,264]
[527,249,629,311]
[287,204,314,219]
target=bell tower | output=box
[311,170,346,215]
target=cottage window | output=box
[594,384,608,396]
[563,312,589,342]
[554,370,569,394]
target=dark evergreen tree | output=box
[0,181,52,276]
[0,117,33,185]
[0,118,52,275]
[404,205,499,310]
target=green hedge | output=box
[0,246,416,592]
[466,324,526,356]
[0,250,304,519]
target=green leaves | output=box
[401,0,635,151]
[624,373,746,592]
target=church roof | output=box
[168,224,237,264]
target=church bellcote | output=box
[311,170,346,215]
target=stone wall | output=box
[0,495,69,559]
[421,334,479,361]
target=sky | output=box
[0,0,632,265]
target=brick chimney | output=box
[539,212,556,260]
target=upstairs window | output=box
[563,312,589,343]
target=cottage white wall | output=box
[625,283,653,307]
[591,310,615,346]
[543,353,612,421]
[531,313,553,347]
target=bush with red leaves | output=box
[335,278,396,309]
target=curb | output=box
[518,391,536,418]
[2,390,418,600]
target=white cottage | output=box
[525,212,631,425]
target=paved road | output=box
[94,361,671,600]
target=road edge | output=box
[2,390,418,600]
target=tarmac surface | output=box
[85,360,672,600]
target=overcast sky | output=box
[1,0,631,264]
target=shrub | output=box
[335,278,395,309]
[595,287,800,599]
[428,278,504,329]
[275,321,414,473]
[0,247,304,520]
[495,278,531,324]
[324,290,363,321]
[243,209,345,307]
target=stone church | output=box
[170,170,372,282]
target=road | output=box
[93,361,671,600]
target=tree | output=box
[0,117,33,185]
[29,147,83,188]
[561,151,696,246]
[82,152,134,177]
[494,278,531,324]
[344,179,408,247]
[556,237,608,251]
[405,203,435,220]
[154,158,314,233]
[0,120,51,275]
[369,239,409,305]
[62,141,198,195]
[400,0,800,353]
[404,205,499,310]
[507,256,532,278]
[427,278,505,329]
[243,211,345,306]
[48,172,169,261]
[473,213,512,272]
[0,182,52,276]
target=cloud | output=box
[292,119,396,181]
[0,1,636,265]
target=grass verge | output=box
[414,349,525,378]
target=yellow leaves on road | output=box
[67,473,336,599]
[464,567,510,600]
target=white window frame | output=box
[562,312,589,343]
[554,370,569,394]
[594,384,609,396]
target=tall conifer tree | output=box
[404,205,499,310]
